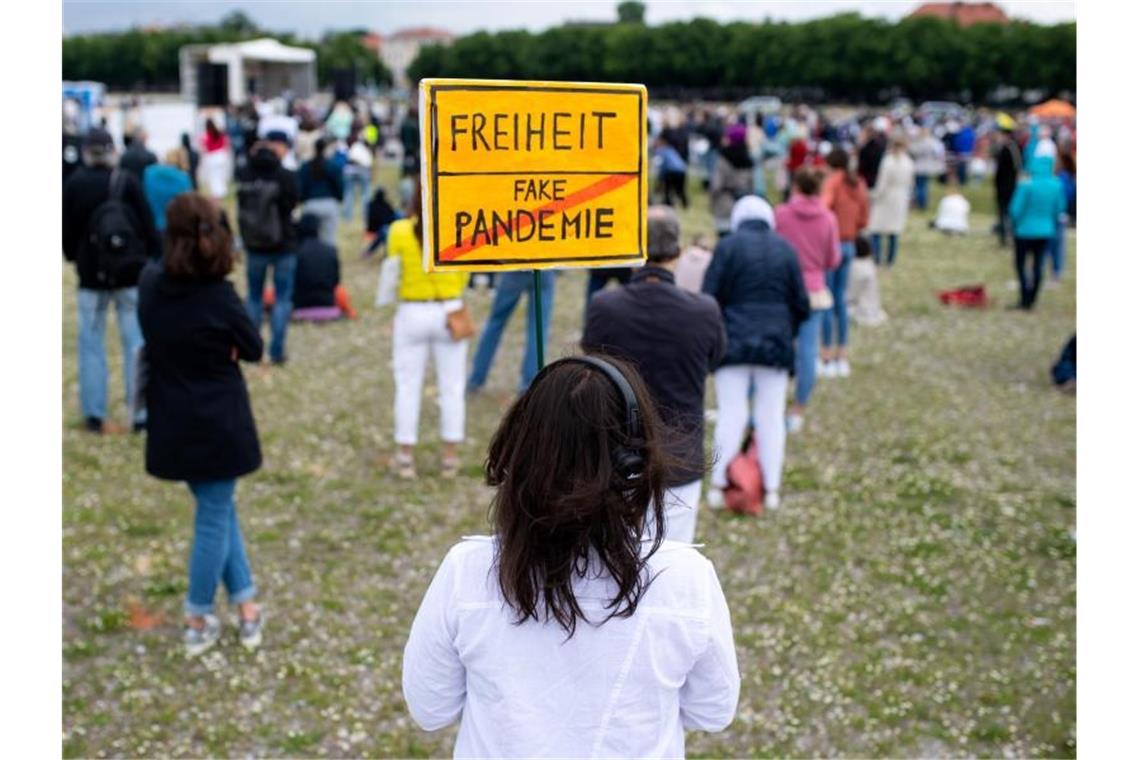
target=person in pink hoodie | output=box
[775,167,841,433]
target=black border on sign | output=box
[428,83,645,270]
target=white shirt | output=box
[934,193,971,233]
[402,536,740,759]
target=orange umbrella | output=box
[1030,99,1076,119]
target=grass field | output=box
[62,169,1075,758]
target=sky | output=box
[63,0,1076,38]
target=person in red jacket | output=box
[819,148,869,379]
[775,167,841,433]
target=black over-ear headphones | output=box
[533,355,646,479]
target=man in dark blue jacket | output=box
[582,206,726,543]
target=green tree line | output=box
[408,13,1075,103]
[62,12,391,91]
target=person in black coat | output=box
[993,128,1022,247]
[582,205,725,543]
[292,213,340,310]
[62,127,162,433]
[857,124,888,190]
[180,132,200,190]
[701,195,809,512]
[118,128,157,181]
[137,193,265,656]
[235,136,300,364]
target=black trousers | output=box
[662,171,688,208]
[1014,237,1049,309]
[996,194,1014,246]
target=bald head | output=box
[646,205,681,264]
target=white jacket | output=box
[868,152,915,234]
[403,536,740,759]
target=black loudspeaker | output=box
[197,63,229,107]
[332,67,357,101]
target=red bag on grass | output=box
[724,425,764,516]
[938,284,989,308]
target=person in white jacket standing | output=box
[867,136,916,267]
[403,356,740,759]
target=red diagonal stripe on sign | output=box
[438,172,638,262]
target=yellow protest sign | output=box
[419,79,648,273]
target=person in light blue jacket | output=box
[142,149,194,232]
[1009,154,1066,309]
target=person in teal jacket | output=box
[1009,154,1066,309]
[142,149,194,232]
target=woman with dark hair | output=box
[820,147,869,378]
[384,179,469,479]
[200,117,230,199]
[298,137,344,246]
[138,193,264,656]
[403,355,740,757]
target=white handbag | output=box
[375,255,401,307]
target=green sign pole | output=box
[532,270,545,370]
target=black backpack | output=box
[237,178,283,250]
[87,170,147,287]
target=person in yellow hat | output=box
[992,115,1022,247]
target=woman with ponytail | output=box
[820,147,869,378]
[403,355,740,758]
[138,193,265,657]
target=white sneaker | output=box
[764,491,780,511]
[184,614,222,657]
[786,414,805,434]
[815,358,827,376]
[706,487,726,511]
[835,359,851,378]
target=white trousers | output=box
[660,479,703,544]
[711,365,789,493]
[393,302,468,445]
[201,150,230,199]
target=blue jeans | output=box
[186,479,256,617]
[246,252,296,363]
[1048,224,1066,279]
[467,270,555,392]
[822,242,855,349]
[76,287,145,424]
[794,309,825,407]
[870,233,899,267]
[914,174,930,210]
[342,165,371,221]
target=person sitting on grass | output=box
[931,173,971,235]
[137,193,264,656]
[403,355,740,757]
[290,213,358,321]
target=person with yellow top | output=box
[387,182,470,479]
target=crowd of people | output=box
[62,88,1075,756]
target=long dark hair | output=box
[486,355,669,637]
[311,138,327,180]
[410,177,423,243]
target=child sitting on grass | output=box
[847,236,887,326]
[931,174,971,235]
